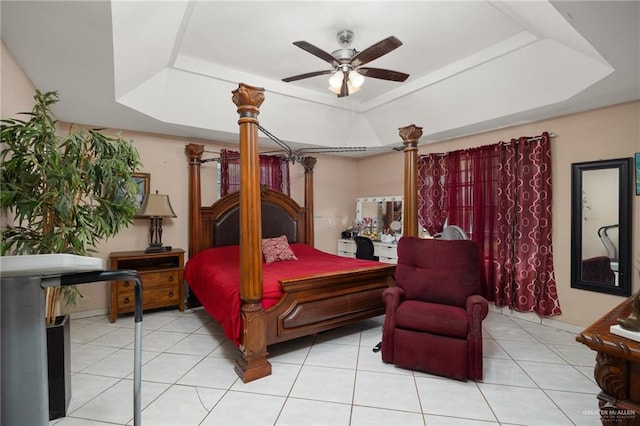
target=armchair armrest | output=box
[381,286,405,364]
[465,294,489,379]
[466,294,489,324]
[382,286,405,313]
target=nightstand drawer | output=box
[116,270,178,293]
[139,269,179,288]
[117,287,180,313]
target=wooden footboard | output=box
[266,265,396,344]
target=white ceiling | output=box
[2,1,639,152]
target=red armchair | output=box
[381,237,488,381]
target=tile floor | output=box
[51,308,602,426]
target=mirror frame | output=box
[570,157,633,296]
[356,195,403,232]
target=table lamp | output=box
[137,191,177,253]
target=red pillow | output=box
[262,235,298,264]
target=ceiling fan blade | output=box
[293,41,340,67]
[282,69,334,82]
[338,70,349,97]
[357,67,409,82]
[350,36,402,67]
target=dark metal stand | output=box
[1,269,143,426]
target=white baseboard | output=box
[489,303,584,334]
[69,308,108,320]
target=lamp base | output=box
[144,245,172,254]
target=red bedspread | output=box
[184,243,382,345]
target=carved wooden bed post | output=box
[399,124,423,237]
[185,143,205,258]
[301,156,316,245]
[231,83,271,382]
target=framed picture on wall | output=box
[635,153,640,196]
[132,172,150,209]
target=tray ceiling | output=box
[1,1,638,152]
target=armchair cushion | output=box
[395,238,480,308]
[396,301,468,339]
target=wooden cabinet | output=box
[108,249,184,323]
[576,296,640,425]
[336,238,398,264]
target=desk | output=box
[576,296,640,425]
[337,238,398,264]
[1,255,143,426]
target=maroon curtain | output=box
[220,150,290,196]
[417,132,561,316]
[494,133,561,316]
[419,146,498,297]
[220,149,239,196]
[417,154,447,236]
[446,146,499,298]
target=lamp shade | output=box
[328,71,343,89]
[349,70,364,88]
[137,193,176,218]
[328,69,363,95]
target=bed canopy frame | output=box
[185,83,422,382]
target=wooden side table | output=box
[109,249,185,323]
[576,296,640,425]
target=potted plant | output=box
[0,90,142,419]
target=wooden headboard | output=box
[185,141,316,258]
[200,188,308,249]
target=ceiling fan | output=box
[282,29,410,98]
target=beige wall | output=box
[1,41,358,315]
[357,101,640,327]
[3,41,639,327]
[0,41,36,118]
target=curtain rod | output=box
[521,132,555,143]
[424,132,556,157]
[501,132,556,146]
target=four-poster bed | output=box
[184,83,422,382]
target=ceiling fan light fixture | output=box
[328,81,361,95]
[328,70,343,89]
[328,69,364,95]
[349,70,365,88]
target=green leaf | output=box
[1,90,142,306]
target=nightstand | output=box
[108,249,184,323]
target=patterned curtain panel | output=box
[417,154,447,235]
[220,150,290,196]
[494,132,561,316]
[417,132,561,316]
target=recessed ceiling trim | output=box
[173,54,352,110]
[359,30,540,112]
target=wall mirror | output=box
[356,196,403,232]
[571,158,632,296]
